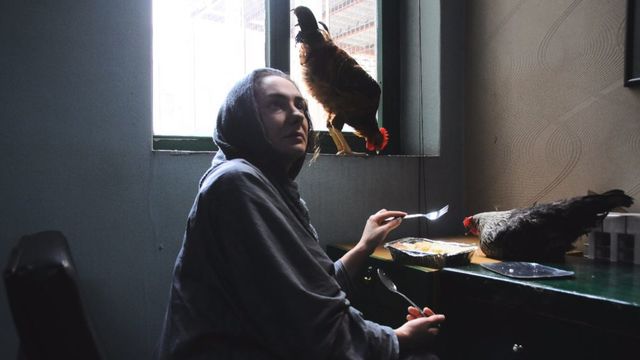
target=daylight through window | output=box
[153,0,377,137]
[153,0,266,137]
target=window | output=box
[153,0,379,151]
[153,0,266,138]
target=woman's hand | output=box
[356,209,407,255]
[406,306,436,321]
[339,209,406,281]
[394,307,445,352]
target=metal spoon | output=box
[377,268,425,317]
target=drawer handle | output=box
[363,266,374,284]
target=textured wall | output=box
[465,0,640,213]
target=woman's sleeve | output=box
[333,259,358,296]
[205,169,399,360]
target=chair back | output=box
[4,231,103,360]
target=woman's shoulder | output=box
[218,158,261,176]
[201,159,268,192]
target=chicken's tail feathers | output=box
[571,190,634,224]
[598,189,634,211]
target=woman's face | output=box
[255,75,309,164]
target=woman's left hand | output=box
[406,306,437,321]
[357,209,407,254]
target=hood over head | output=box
[212,68,314,180]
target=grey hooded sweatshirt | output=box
[157,68,399,360]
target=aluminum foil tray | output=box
[385,237,478,269]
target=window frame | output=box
[153,0,396,154]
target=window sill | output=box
[153,132,367,154]
[152,134,439,158]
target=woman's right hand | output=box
[394,307,445,352]
[356,209,407,254]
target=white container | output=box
[586,213,640,264]
[603,214,626,262]
[628,215,640,265]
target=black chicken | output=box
[463,190,634,261]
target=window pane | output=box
[289,0,378,132]
[153,0,265,137]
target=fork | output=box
[385,205,449,223]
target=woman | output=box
[157,68,445,359]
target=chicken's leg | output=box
[328,125,352,155]
[327,115,365,156]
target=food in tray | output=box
[384,238,478,268]
[389,239,474,255]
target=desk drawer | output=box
[439,270,639,359]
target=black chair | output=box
[4,231,103,360]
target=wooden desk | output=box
[327,237,640,359]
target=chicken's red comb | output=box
[463,216,479,236]
[366,127,389,151]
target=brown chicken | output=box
[292,6,388,155]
